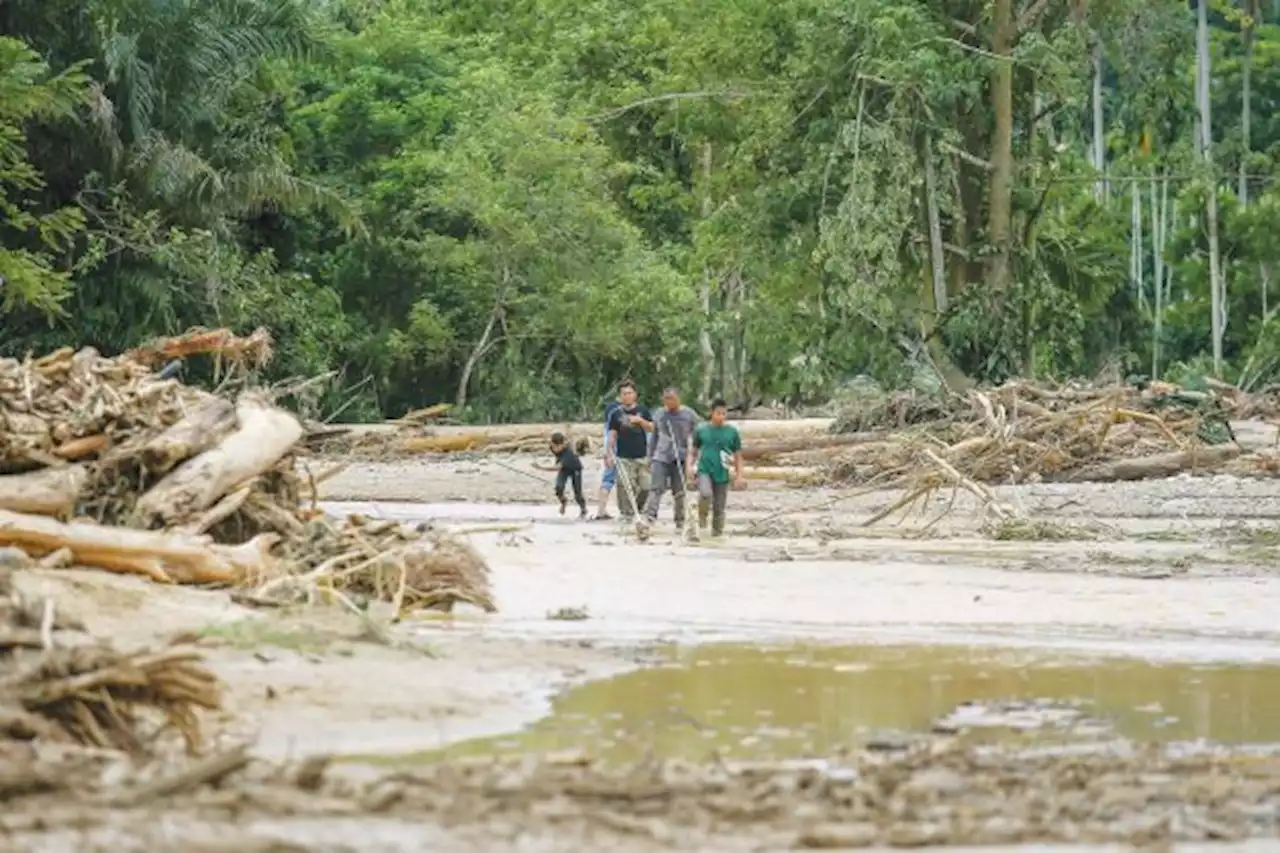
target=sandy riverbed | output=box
[10,453,1280,851]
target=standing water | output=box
[411,643,1280,765]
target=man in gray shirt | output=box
[640,386,700,533]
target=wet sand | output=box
[323,456,1280,660]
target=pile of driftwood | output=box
[810,380,1280,490]
[0,565,220,756]
[240,514,496,616]
[0,330,494,615]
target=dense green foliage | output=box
[1,0,1278,420]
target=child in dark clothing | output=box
[550,432,588,518]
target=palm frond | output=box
[130,132,224,205]
[222,167,366,237]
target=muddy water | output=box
[418,644,1280,765]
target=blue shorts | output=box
[600,425,616,489]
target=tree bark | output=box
[456,303,501,409]
[130,396,302,529]
[1240,0,1256,205]
[140,399,238,474]
[740,432,892,462]
[0,508,270,585]
[0,466,87,517]
[923,133,948,315]
[1066,445,1240,483]
[1131,184,1144,311]
[1151,169,1165,379]
[1091,40,1107,201]
[987,0,1015,293]
[698,142,716,403]
[1196,0,1225,375]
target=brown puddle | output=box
[387,644,1280,765]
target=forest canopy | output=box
[0,0,1276,421]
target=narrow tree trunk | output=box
[1151,170,1165,379]
[923,133,948,315]
[734,276,749,405]
[1091,41,1107,202]
[698,143,716,403]
[1167,189,1177,302]
[457,306,500,409]
[540,346,558,382]
[1263,263,1272,317]
[1240,0,1256,205]
[1136,184,1144,307]
[719,277,735,401]
[987,0,1015,292]
[1196,0,1225,375]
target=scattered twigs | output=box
[0,574,223,757]
[920,448,1012,519]
[102,742,251,807]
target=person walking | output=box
[549,432,588,518]
[592,393,622,520]
[604,380,653,521]
[638,387,699,537]
[686,397,743,540]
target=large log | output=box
[1065,445,1241,483]
[0,466,87,517]
[400,434,485,453]
[741,432,891,462]
[0,509,265,585]
[130,396,302,528]
[140,398,237,474]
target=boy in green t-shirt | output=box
[685,397,743,540]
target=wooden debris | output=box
[131,396,302,529]
[103,742,250,806]
[252,514,497,618]
[0,570,222,756]
[0,509,268,585]
[125,327,273,369]
[822,381,1266,489]
[0,334,494,615]
[0,467,87,517]
[139,399,238,475]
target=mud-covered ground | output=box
[10,446,1280,851]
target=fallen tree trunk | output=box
[139,398,237,474]
[130,396,302,528]
[399,434,486,454]
[0,467,87,517]
[52,434,108,461]
[0,509,265,585]
[125,327,272,368]
[1064,445,1241,483]
[742,465,824,484]
[741,432,891,462]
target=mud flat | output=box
[10,454,1280,851]
[323,457,1280,653]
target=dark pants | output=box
[555,468,586,509]
[695,474,729,536]
[643,460,686,524]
